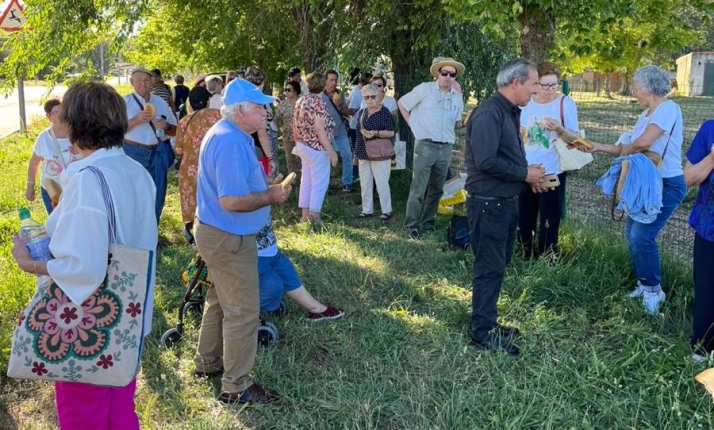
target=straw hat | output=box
[429,57,465,78]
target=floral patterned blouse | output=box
[275,100,296,143]
[174,108,222,222]
[294,93,334,151]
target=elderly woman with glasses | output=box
[518,62,580,260]
[274,80,301,173]
[575,65,686,314]
[355,83,395,220]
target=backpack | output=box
[447,215,471,251]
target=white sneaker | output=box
[629,281,645,298]
[642,290,666,314]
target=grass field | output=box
[1,97,713,429]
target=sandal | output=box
[379,213,392,221]
[356,213,373,219]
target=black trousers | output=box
[692,234,714,353]
[467,196,518,341]
[517,172,567,257]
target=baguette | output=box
[281,172,297,189]
[144,103,157,117]
[571,137,594,150]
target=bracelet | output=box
[556,127,565,136]
[267,156,275,161]
[27,180,35,184]
[33,261,38,276]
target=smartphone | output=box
[543,174,560,188]
[281,172,297,189]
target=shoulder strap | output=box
[559,95,566,127]
[325,91,345,119]
[49,128,67,169]
[83,166,117,244]
[659,104,680,163]
[131,93,159,139]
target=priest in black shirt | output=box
[464,58,545,356]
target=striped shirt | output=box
[151,83,172,107]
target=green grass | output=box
[1,111,712,429]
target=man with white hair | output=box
[192,78,291,405]
[206,74,225,109]
[123,67,177,222]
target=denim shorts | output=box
[258,251,302,311]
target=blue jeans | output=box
[625,175,686,288]
[40,187,54,215]
[123,142,173,222]
[333,133,353,187]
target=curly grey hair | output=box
[496,58,536,87]
[634,65,671,97]
[205,75,224,93]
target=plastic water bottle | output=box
[18,208,52,261]
[155,114,166,138]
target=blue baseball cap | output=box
[222,78,276,106]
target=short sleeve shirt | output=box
[294,94,335,151]
[399,82,463,144]
[33,127,78,182]
[123,92,178,145]
[687,120,714,241]
[630,100,683,178]
[355,106,395,160]
[196,118,270,235]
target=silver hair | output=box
[206,75,224,93]
[220,102,252,119]
[634,65,671,97]
[361,83,379,96]
[496,58,536,87]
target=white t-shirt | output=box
[208,93,223,110]
[48,148,158,334]
[33,127,77,183]
[348,87,363,130]
[123,92,177,145]
[520,94,579,175]
[629,100,683,178]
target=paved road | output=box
[0,84,68,138]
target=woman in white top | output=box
[25,99,78,214]
[12,81,158,430]
[518,62,580,259]
[579,65,686,314]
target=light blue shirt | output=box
[196,118,270,235]
[123,92,177,145]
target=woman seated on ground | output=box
[519,61,580,258]
[293,72,338,227]
[575,65,686,314]
[175,103,221,241]
[257,218,343,321]
[12,81,157,429]
[354,83,394,220]
[684,120,714,363]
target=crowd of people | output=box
[12,56,713,426]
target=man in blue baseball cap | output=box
[192,78,291,405]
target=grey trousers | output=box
[404,139,452,234]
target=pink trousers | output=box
[54,378,139,430]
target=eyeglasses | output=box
[440,70,457,78]
[363,95,378,100]
[284,88,293,92]
[538,83,558,90]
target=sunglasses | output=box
[440,70,457,78]
[363,95,378,100]
[284,88,293,92]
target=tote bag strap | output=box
[83,166,118,244]
[559,96,566,127]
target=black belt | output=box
[428,139,450,145]
[467,193,518,202]
[124,140,157,151]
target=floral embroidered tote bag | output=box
[8,167,153,387]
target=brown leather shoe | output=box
[218,384,279,405]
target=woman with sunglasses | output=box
[355,83,395,220]
[274,80,301,173]
[518,61,580,260]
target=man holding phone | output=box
[464,58,543,356]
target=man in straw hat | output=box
[398,56,465,239]
[123,67,177,222]
[464,58,543,356]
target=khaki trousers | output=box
[193,222,259,393]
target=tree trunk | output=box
[605,73,612,98]
[519,6,555,62]
[291,1,329,72]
